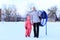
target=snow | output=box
[0,22,60,40]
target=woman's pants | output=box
[33,22,40,38]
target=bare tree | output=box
[4,8,11,21]
[0,9,1,21]
[48,6,58,22]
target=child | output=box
[25,15,32,37]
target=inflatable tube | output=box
[39,10,48,26]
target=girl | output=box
[25,15,32,37]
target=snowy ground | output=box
[0,22,60,40]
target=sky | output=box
[0,0,60,17]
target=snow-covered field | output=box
[0,22,60,40]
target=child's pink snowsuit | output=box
[25,16,32,37]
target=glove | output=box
[25,26,27,29]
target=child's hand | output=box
[31,23,33,25]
